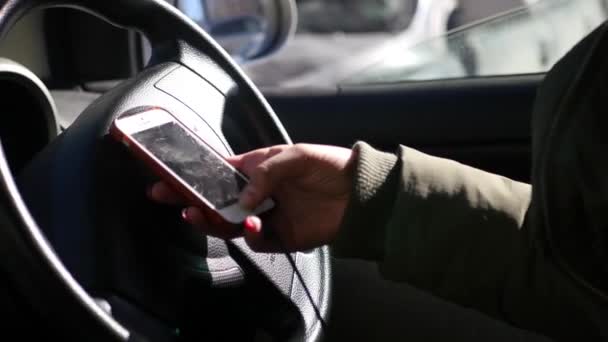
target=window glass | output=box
[343,0,608,84]
[245,0,608,87]
[245,0,441,87]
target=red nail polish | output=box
[244,217,257,233]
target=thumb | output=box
[239,147,304,209]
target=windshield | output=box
[343,0,608,85]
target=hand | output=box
[148,144,356,252]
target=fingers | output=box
[148,182,184,205]
[148,146,288,206]
[226,145,288,175]
[149,183,252,241]
[240,147,307,209]
[148,146,302,250]
[182,210,281,251]
[181,209,285,252]
[181,206,242,240]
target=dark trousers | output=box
[326,258,552,342]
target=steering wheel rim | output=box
[0,0,331,341]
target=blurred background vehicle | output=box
[345,0,608,84]
[245,0,456,87]
[243,0,552,87]
[296,0,418,33]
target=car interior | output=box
[0,0,579,341]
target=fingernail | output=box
[181,208,190,221]
[244,216,261,234]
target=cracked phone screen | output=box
[132,121,246,209]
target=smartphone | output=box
[110,108,275,224]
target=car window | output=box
[246,0,608,88]
[343,0,608,85]
[245,0,428,87]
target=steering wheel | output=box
[0,0,331,340]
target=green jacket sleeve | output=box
[332,143,604,340]
[333,142,536,316]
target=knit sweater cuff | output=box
[332,142,400,260]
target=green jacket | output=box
[333,23,608,341]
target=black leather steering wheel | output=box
[0,0,330,340]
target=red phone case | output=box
[109,119,229,225]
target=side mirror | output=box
[176,0,297,62]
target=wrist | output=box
[332,142,401,260]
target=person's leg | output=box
[326,258,552,342]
